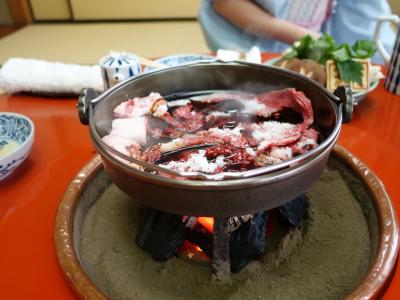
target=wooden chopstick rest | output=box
[326,59,370,92]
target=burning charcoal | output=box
[135,207,187,261]
[278,194,309,227]
[230,211,268,273]
[230,256,252,273]
[186,224,213,258]
[230,212,268,258]
[135,207,162,248]
[227,215,253,232]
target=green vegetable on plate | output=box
[283,34,377,85]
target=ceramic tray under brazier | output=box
[54,145,399,300]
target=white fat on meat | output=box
[109,117,147,145]
[113,92,164,118]
[160,138,184,153]
[250,121,302,152]
[291,128,319,154]
[207,127,247,147]
[297,138,316,149]
[167,99,191,107]
[205,111,232,123]
[102,135,140,157]
[238,98,267,115]
[256,146,293,165]
[206,111,231,118]
[208,127,242,139]
[152,99,168,117]
[270,146,293,160]
[159,127,246,153]
[245,147,256,157]
[160,150,225,173]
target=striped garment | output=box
[255,0,332,31]
[199,0,395,63]
[384,28,400,95]
[286,0,332,31]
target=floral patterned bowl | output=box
[0,112,34,181]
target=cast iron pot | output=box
[78,61,353,217]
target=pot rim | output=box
[88,61,343,185]
[94,129,338,190]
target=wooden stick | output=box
[138,57,166,68]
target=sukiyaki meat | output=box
[102,88,320,177]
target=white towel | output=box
[0,58,104,95]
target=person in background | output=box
[199,0,395,63]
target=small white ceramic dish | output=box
[263,57,380,105]
[0,112,34,181]
[144,53,215,72]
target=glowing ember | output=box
[197,217,214,233]
[136,195,309,273]
[179,241,209,261]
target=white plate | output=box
[144,53,215,72]
[263,57,379,104]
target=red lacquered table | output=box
[0,54,399,299]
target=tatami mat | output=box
[0,22,210,65]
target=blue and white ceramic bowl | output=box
[144,53,215,72]
[0,112,34,181]
[99,52,142,89]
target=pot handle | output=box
[78,88,98,125]
[334,86,353,123]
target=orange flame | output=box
[179,241,209,261]
[197,217,214,232]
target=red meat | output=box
[257,88,313,129]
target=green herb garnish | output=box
[337,60,364,84]
[352,40,377,59]
[283,34,377,84]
